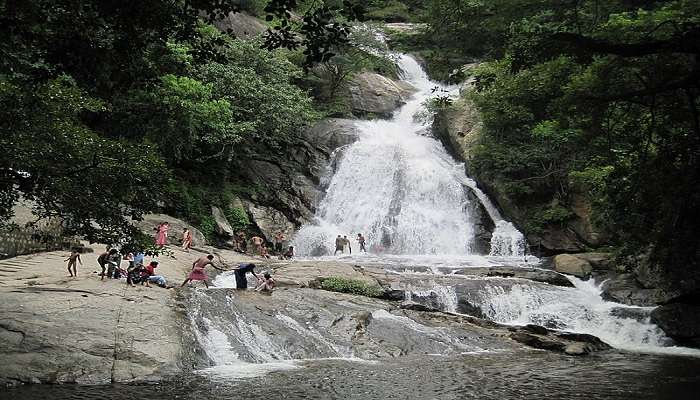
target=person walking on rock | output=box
[357,233,366,253]
[334,235,344,255]
[181,228,193,251]
[155,222,169,247]
[181,254,223,288]
[64,248,82,277]
[97,249,109,280]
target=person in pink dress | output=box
[155,222,169,247]
[180,254,223,288]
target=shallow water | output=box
[6,351,700,399]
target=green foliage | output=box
[0,75,169,243]
[198,215,217,241]
[225,207,251,231]
[320,277,384,298]
[427,0,700,275]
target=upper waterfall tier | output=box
[294,55,524,257]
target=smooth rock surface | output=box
[554,254,593,278]
[348,72,414,117]
[650,303,700,347]
[211,206,234,238]
[133,214,206,247]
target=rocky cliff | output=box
[432,89,608,255]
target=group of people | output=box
[67,246,275,293]
[235,230,294,260]
[181,254,275,292]
[94,246,172,288]
[334,233,366,255]
[154,222,193,252]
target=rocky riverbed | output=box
[4,245,693,387]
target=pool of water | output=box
[6,351,700,399]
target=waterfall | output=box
[469,276,700,355]
[294,54,525,257]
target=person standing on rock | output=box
[233,263,260,290]
[97,249,110,280]
[64,248,82,277]
[343,235,352,255]
[106,248,121,279]
[181,228,193,252]
[181,254,223,288]
[357,233,366,253]
[155,222,169,247]
[274,231,285,254]
[251,235,264,255]
[334,235,344,255]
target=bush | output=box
[320,277,384,298]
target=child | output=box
[255,272,275,292]
[64,249,82,277]
[260,243,271,259]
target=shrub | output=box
[320,277,384,298]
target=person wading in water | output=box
[232,263,260,290]
[357,233,366,253]
[334,235,344,255]
[343,235,352,255]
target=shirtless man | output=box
[251,235,264,255]
[357,233,366,253]
[64,248,82,277]
[334,235,344,255]
[273,231,285,253]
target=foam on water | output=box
[473,276,700,356]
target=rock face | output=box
[553,254,593,279]
[231,118,360,239]
[0,244,213,386]
[211,206,234,238]
[212,11,267,39]
[133,213,206,247]
[348,72,415,117]
[650,303,700,347]
[432,90,609,255]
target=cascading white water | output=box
[470,277,700,355]
[294,54,525,257]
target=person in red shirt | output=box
[144,261,167,288]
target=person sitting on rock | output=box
[233,263,260,290]
[127,262,146,287]
[260,243,271,259]
[255,272,275,292]
[282,246,294,260]
[144,261,168,288]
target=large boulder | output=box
[600,273,675,306]
[212,11,267,39]
[650,303,700,347]
[133,214,206,247]
[348,72,415,117]
[211,206,234,238]
[243,202,296,243]
[553,254,593,279]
